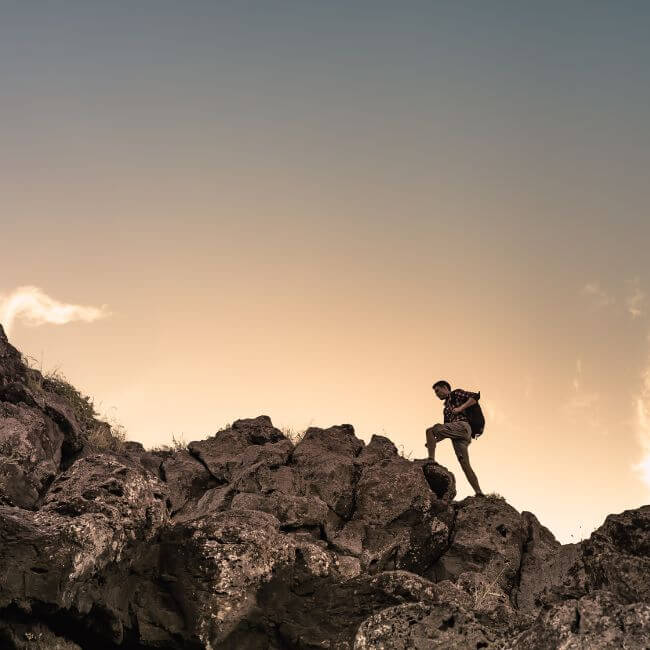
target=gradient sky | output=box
[2,1,650,543]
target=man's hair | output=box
[433,380,451,391]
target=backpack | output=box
[465,391,485,438]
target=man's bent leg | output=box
[425,426,440,461]
[453,439,483,495]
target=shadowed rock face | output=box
[0,325,649,649]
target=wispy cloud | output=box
[563,358,602,430]
[581,277,646,319]
[581,282,615,308]
[625,276,645,319]
[0,286,111,337]
[482,399,509,427]
[634,340,650,490]
[523,374,533,399]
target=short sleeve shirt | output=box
[443,388,481,424]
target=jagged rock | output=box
[37,388,88,455]
[0,325,28,384]
[1,327,649,650]
[417,460,457,500]
[430,495,527,597]
[332,441,454,574]
[292,424,364,520]
[0,402,64,508]
[180,483,236,521]
[124,442,169,478]
[0,453,169,645]
[227,439,296,492]
[159,509,298,647]
[0,325,103,457]
[187,415,286,483]
[507,590,650,649]
[519,505,650,612]
[0,616,81,650]
[512,510,562,612]
[161,449,220,514]
[250,569,458,649]
[355,433,397,463]
[230,490,329,530]
[0,376,89,457]
[353,600,496,649]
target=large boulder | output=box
[159,509,299,647]
[0,324,28,384]
[507,590,650,649]
[512,510,562,612]
[0,402,64,508]
[331,435,454,574]
[161,449,220,515]
[0,453,169,645]
[430,495,528,597]
[291,424,364,522]
[352,574,510,649]
[0,617,81,650]
[187,416,286,483]
[417,460,457,501]
[530,505,650,609]
[230,491,329,531]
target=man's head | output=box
[433,380,451,400]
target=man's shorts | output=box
[431,421,472,455]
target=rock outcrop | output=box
[0,324,648,649]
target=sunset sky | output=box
[2,2,650,543]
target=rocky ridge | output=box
[0,324,648,649]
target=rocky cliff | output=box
[0,324,648,649]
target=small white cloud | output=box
[625,277,645,319]
[0,286,111,337]
[581,282,614,308]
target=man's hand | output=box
[453,398,477,414]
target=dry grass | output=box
[148,433,188,453]
[87,418,127,452]
[471,558,511,609]
[280,426,307,445]
[21,354,128,451]
[398,443,413,460]
[22,354,99,433]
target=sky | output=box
[2,1,649,543]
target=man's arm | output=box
[451,389,480,414]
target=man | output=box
[426,380,484,496]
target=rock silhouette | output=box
[0,324,648,649]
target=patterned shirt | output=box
[443,388,481,424]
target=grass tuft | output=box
[472,558,510,609]
[148,433,188,453]
[280,426,306,445]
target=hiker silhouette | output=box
[425,380,484,496]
